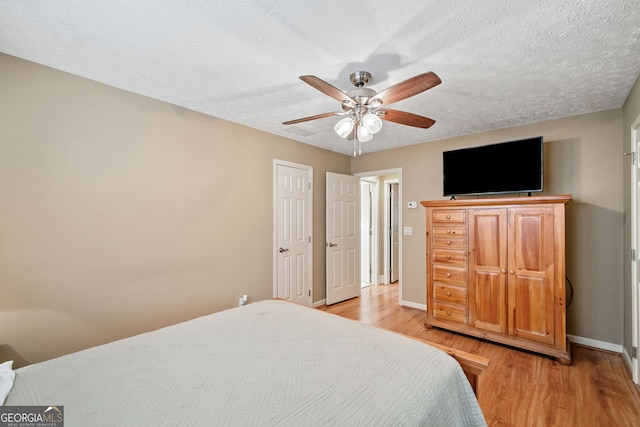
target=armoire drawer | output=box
[433,248,467,265]
[433,265,467,286]
[432,237,467,249]
[432,226,467,237]
[433,283,467,306]
[432,209,466,224]
[432,302,467,324]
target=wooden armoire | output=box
[421,195,572,364]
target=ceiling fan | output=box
[283,71,442,155]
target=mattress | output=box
[6,300,486,426]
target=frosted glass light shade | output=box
[334,117,355,138]
[362,113,382,134]
[357,123,373,142]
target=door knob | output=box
[326,243,338,247]
[279,247,289,253]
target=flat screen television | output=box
[442,136,543,197]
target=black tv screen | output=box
[443,136,543,197]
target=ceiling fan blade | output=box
[371,72,442,105]
[299,75,356,104]
[379,109,436,128]
[282,111,341,125]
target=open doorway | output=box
[356,168,402,304]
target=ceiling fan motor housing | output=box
[350,71,371,87]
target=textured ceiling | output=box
[1,0,639,155]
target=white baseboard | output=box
[567,334,623,353]
[377,275,386,285]
[401,300,426,311]
[312,299,326,308]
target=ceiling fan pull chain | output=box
[353,125,360,157]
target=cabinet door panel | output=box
[471,270,507,332]
[512,276,549,340]
[469,209,507,333]
[508,208,555,344]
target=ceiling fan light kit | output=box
[283,70,442,156]
[362,113,383,134]
[334,117,355,138]
[356,122,373,142]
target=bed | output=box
[3,300,488,426]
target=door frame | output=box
[360,178,379,287]
[631,116,640,384]
[355,168,403,305]
[385,178,400,284]
[273,159,313,305]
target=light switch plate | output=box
[403,226,413,235]
[408,201,418,209]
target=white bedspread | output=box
[6,300,486,426]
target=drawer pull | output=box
[446,272,452,278]
[446,215,451,219]
[447,255,451,259]
[446,229,451,234]
[501,269,506,274]
[446,310,452,316]
[509,269,515,275]
[446,291,452,297]
[446,240,451,245]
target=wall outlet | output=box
[239,295,248,306]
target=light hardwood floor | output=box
[317,284,640,427]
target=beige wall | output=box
[0,54,350,365]
[623,74,640,355]
[352,109,625,345]
[1,51,635,364]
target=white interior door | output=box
[274,161,312,306]
[326,172,360,305]
[390,182,399,283]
